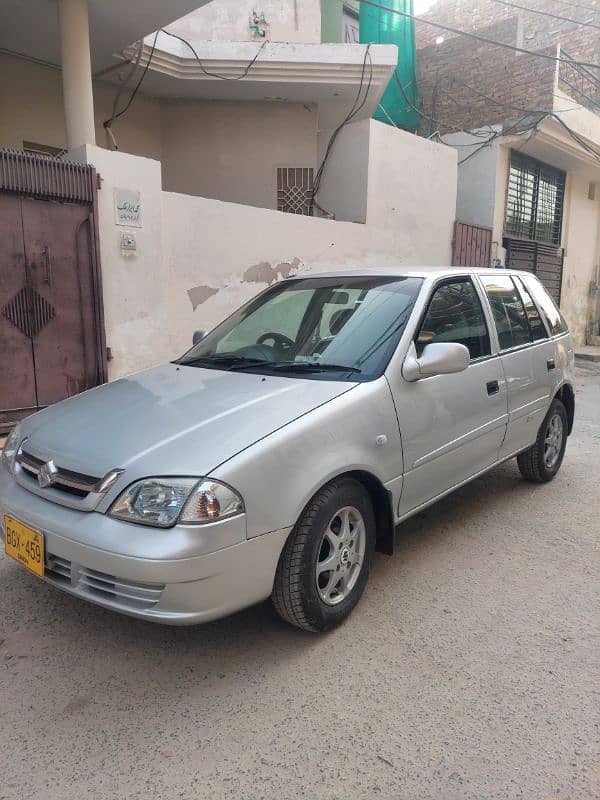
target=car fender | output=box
[210,376,404,540]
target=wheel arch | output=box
[555,382,575,435]
[301,470,395,556]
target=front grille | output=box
[17,447,102,498]
[46,553,72,583]
[43,552,164,611]
[77,567,164,610]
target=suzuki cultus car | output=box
[1,268,574,631]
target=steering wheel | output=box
[256,332,295,349]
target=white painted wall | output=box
[316,119,458,248]
[444,130,500,229]
[365,122,457,250]
[70,145,172,378]
[170,0,322,44]
[68,125,456,377]
[316,119,371,223]
[161,99,318,209]
[561,172,600,344]
[162,184,455,358]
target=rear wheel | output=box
[272,478,375,632]
[517,399,568,483]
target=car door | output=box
[390,276,509,517]
[477,273,559,459]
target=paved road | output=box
[1,368,598,800]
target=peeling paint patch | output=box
[243,261,278,285]
[187,285,219,310]
[243,257,301,285]
[276,257,301,279]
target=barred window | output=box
[277,167,314,215]
[505,152,566,245]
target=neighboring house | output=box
[0,0,457,430]
[416,0,600,346]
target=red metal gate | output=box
[0,150,106,432]
[452,220,493,268]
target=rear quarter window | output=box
[521,275,567,336]
[479,274,531,350]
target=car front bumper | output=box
[0,466,290,625]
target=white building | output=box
[445,96,600,349]
[0,0,457,430]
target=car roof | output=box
[287,266,531,280]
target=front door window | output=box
[416,278,491,359]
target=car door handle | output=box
[486,380,499,396]
[547,358,556,371]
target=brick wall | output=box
[416,0,600,60]
[416,0,600,133]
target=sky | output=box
[414,0,437,12]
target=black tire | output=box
[517,398,568,483]
[272,478,376,632]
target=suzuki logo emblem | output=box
[38,460,58,488]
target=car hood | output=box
[21,363,357,478]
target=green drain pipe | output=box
[359,0,420,131]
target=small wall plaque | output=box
[114,188,142,227]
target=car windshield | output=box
[176,275,423,381]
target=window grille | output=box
[505,152,565,246]
[277,168,314,215]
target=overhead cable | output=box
[490,0,600,31]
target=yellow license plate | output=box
[3,515,45,577]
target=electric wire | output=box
[490,0,600,32]
[103,30,160,148]
[433,77,600,164]
[159,29,267,80]
[108,39,144,127]
[553,0,600,14]
[309,44,373,215]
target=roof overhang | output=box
[503,117,600,179]
[0,0,212,71]
[114,38,398,127]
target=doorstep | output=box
[574,346,600,363]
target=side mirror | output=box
[402,341,470,382]
[192,329,207,346]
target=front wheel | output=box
[517,398,568,483]
[272,478,375,632]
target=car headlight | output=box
[108,477,244,528]
[1,424,22,473]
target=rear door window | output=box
[521,275,567,336]
[480,274,531,350]
[514,277,548,341]
[416,278,491,359]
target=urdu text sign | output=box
[114,188,142,227]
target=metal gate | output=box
[0,149,106,432]
[452,220,493,268]
[503,236,564,306]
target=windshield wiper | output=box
[176,355,361,375]
[176,354,271,369]
[267,362,362,374]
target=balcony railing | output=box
[558,51,600,116]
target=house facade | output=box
[417,0,600,346]
[0,0,458,430]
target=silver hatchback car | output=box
[1,268,575,631]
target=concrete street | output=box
[1,367,598,800]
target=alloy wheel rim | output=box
[544,413,564,470]
[316,506,366,606]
